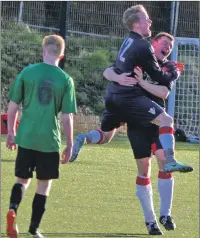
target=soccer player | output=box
[71,5,193,174]
[6,35,77,238]
[70,32,179,162]
[70,32,182,235]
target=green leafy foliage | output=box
[65,48,117,114]
[1,22,121,115]
[1,21,44,112]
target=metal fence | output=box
[1,1,199,135]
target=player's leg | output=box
[27,180,52,238]
[156,149,176,231]
[69,129,117,162]
[150,108,193,173]
[70,104,122,162]
[7,146,33,238]
[27,151,59,238]
[124,96,193,173]
[127,128,163,235]
[151,133,176,231]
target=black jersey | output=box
[143,59,174,108]
[109,31,178,96]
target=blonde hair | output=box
[123,5,147,31]
[42,35,65,57]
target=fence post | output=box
[170,1,175,34]
[167,40,177,118]
[168,1,180,118]
[59,1,70,69]
[173,1,180,36]
[18,1,24,24]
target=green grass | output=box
[1,136,199,238]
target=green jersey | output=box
[8,63,77,152]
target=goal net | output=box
[168,37,199,137]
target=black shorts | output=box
[127,125,162,159]
[108,93,164,128]
[101,107,124,132]
[101,92,126,132]
[15,146,60,180]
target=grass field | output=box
[1,136,199,238]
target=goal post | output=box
[168,37,199,137]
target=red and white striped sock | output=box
[159,127,176,163]
[136,176,156,223]
[86,129,104,144]
[157,171,174,217]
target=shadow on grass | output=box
[1,232,149,237]
[1,159,15,162]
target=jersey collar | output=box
[129,31,143,39]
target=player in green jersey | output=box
[6,35,77,238]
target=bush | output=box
[65,42,119,115]
[1,21,44,112]
[1,21,120,115]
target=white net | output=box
[173,38,199,137]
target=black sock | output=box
[9,183,24,213]
[29,193,47,235]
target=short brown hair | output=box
[42,35,65,56]
[123,5,147,31]
[153,32,174,42]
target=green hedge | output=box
[1,21,121,114]
[1,21,43,112]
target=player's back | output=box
[115,32,143,74]
[10,62,75,152]
[109,31,176,97]
[21,63,69,116]
[109,31,150,96]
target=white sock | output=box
[136,176,156,223]
[157,171,174,217]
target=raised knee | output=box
[167,115,173,124]
[160,113,174,125]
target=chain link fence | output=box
[1,1,199,135]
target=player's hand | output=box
[61,146,73,164]
[6,132,17,150]
[117,72,138,86]
[133,66,143,84]
[162,61,184,73]
[162,60,184,79]
[172,61,184,72]
[162,61,177,72]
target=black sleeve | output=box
[160,61,177,90]
[165,81,174,91]
[139,41,179,87]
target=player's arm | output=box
[7,101,19,134]
[103,67,137,86]
[139,42,180,86]
[62,113,73,149]
[6,101,19,150]
[103,67,120,83]
[7,70,24,149]
[134,67,172,99]
[140,82,169,99]
[61,77,77,164]
[61,112,74,164]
